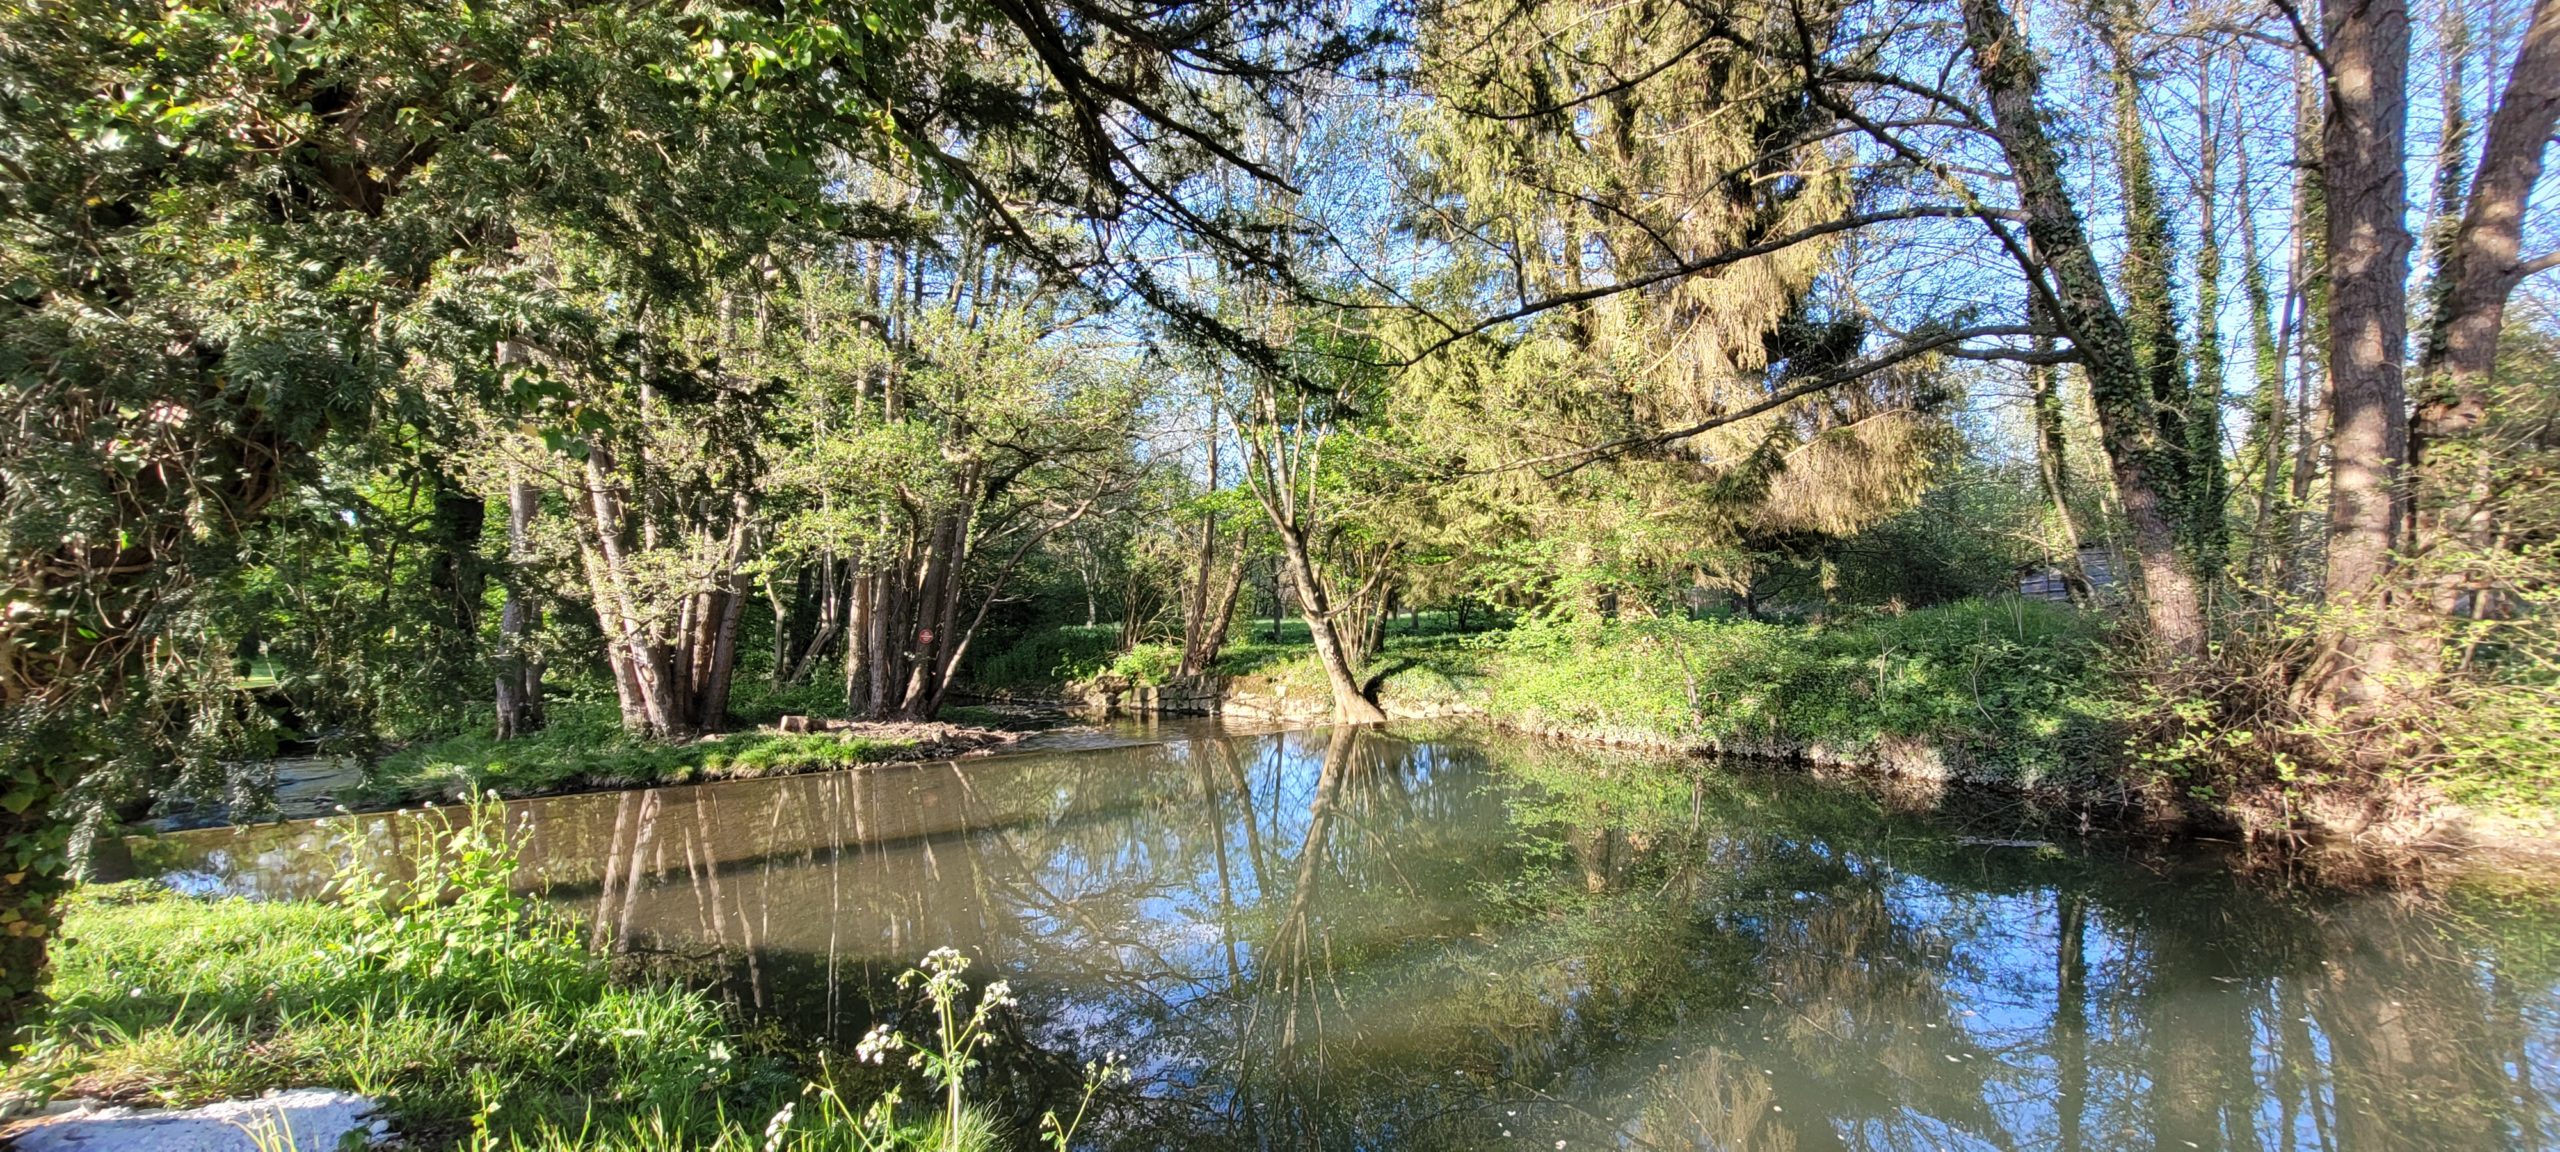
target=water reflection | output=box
[148,724,2560,1150]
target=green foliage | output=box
[961,625,1125,694]
[1472,600,2119,786]
[1101,643,1183,686]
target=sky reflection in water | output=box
[152,722,2560,1151]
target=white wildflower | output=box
[762,1101,795,1152]
[855,1024,902,1065]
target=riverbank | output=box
[1178,598,2560,855]
[354,710,1023,810]
[31,722,2560,1151]
[9,808,1039,1151]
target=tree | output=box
[2407,0,2560,666]
[764,284,1148,721]
[1228,323,1398,723]
[2315,0,2417,710]
[0,0,857,1042]
[1386,0,1956,621]
[0,0,1357,1049]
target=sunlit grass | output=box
[16,803,1085,1152]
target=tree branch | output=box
[1394,205,1996,363]
[1461,323,2058,478]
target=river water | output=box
[141,722,2560,1150]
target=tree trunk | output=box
[2028,333,2091,596]
[494,479,546,740]
[2101,13,2224,572]
[1180,404,1221,678]
[2238,118,2293,585]
[1190,537,1251,676]
[1960,0,2207,655]
[564,445,753,737]
[783,558,846,686]
[2188,49,2232,576]
[2414,0,2556,420]
[1273,523,1387,723]
[843,568,875,715]
[423,459,488,699]
[2289,50,2333,520]
[2319,0,2417,710]
[2407,0,2560,662]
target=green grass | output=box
[17,806,1058,1152]
[1219,598,2124,791]
[964,610,1507,694]
[362,703,919,806]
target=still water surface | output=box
[150,722,2560,1150]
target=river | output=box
[136,721,2560,1150]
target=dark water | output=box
[145,723,2560,1150]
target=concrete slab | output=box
[5,1088,387,1152]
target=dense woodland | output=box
[4,0,2557,1050]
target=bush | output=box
[1103,642,1182,686]
[960,625,1123,694]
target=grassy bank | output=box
[1215,598,2124,793]
[360,703,994,809]
[13,805,1094,1151]
[1199,597,2560,836]
[962,611,1502,696]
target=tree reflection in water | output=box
[148,725,2560,1150]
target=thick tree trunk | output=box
[843,569,874,714]
[423,460,488,696]
[892,508,968,719]
[2415,0,2556,424]
[2319,0,2416,710]
[1960,0,2206,655]
[2407,0,2560,661]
